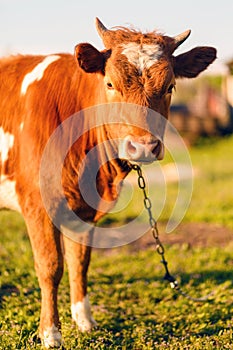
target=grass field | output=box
[99,134,233,229]
[0,136,233,349]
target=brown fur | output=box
[0,22,216,346]
[100,26,175,53]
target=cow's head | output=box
[75,18,216,164]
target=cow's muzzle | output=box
[119,136,164,163]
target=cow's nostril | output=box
[124,139,144,159]
[127,141,137,155]
[151,140,164,160]
[151,141,161,155]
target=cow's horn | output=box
[173,29,191,49]
[96,18,108,37]
[96,18,112,45]
[96,18,115,48]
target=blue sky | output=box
[0,0,232,73]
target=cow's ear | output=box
[75,43,110,73]
[173,46,217,78]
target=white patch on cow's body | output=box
[0,177,21,212]
[21,55,60,95]
[121,43,163,73]
[19,122,24,131]
[0,127,20,212]
[43,324,62,349]
[71,295,97,332]
[0,127,14,164]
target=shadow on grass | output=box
[176,269,233,287]
[0,283,40,308]
[87,268,233,345]
[90,268,233,288]
[0,283,20,305]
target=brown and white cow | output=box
[0,18,216,347]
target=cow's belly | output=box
[0,176,21,212]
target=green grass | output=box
[185,136,233,227]
[0,136,233,349]
[99,135,233,228]
[0,221,233,349]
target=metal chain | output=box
[132,164,214,302]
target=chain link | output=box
[132,164,168,260]
[132,164,214,302]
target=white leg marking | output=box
[121,43,163,74]
[21,55,60,95]
[0,177,21,212]
[0,127,14,163]
[43,324,62,348]
[71,295,97,332]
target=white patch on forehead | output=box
[21,55,60,95]
[71,295,97,332]
[121,43,163,73]
[0,177,21,212]
[0,127,14,164]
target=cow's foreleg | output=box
[25,211,64,348]
[62,229,97,332]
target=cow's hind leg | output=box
[25,210,64,348]
[62,229,97,332]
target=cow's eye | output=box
[106,82,114,89]
[167,84,175,94]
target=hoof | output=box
[42,324,63,348]
[77,316,97,333]
[71,294,97,332]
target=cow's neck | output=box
[60,70,133,222]
[63,124,131,223]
